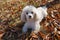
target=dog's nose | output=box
[29,16,31,18]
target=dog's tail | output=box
[39,0,53,17]
[39,5,48,17]
[41,5,47,12]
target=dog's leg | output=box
[22,23,28,33]
[33,24,40,33]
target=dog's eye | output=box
[26,12,28,14]
[31,12,33,14]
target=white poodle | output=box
[21,5,47,33]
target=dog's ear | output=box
[34,13,40,21]
[34,13,36,21]
[21,12,26,22]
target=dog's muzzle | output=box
[29,15,31,18]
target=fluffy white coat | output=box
[21,5,47,33]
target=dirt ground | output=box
[0,0,60,40]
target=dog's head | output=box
[21,5,38,22]
[21,5,47,22]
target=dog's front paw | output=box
[33,30,39,34]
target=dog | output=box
[21,5,48,33]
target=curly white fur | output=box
[21,5,48,33]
